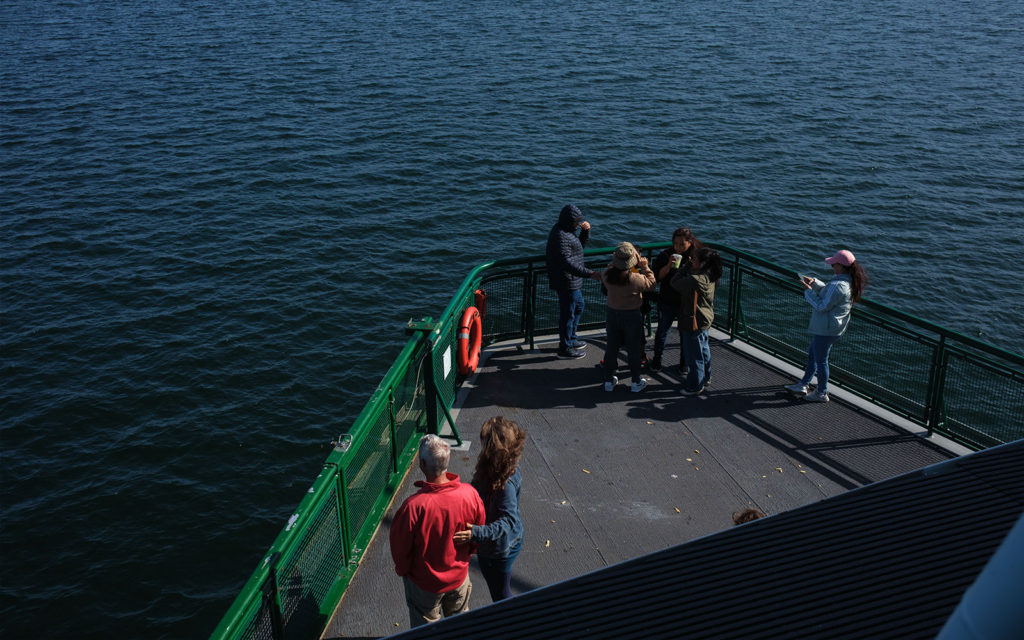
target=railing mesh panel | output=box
[831,315,933,423]
[735,270,810,364]
[942,349,1024,448]
[239,598,275,640]
[480,270,529,341]
[392,353,426,450]
[344,409,392,542]
[278,485,344,639]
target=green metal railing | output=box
[210,242,1023,640]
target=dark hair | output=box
[472,417,527,493]
[732,507,766,525]
[693,247,723,284]
[672,227,703,257]
[603,265,631,285]
[840,261,869,302]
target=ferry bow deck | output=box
[322,330,964,640]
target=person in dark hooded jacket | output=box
[545,204,600,358]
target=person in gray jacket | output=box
[785,249,869,402]
[545,204,602,359]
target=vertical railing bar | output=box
[527,263,537,350]
[265,557,285,640]
[334,465,352,567]
[519,267,529,340]
[928,335,950,437]
[728,255,741,341]
[425,331,440,435]
[387,389,398,472]
[734,265,747,340]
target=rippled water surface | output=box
[2,1,1022,637]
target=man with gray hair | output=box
[389,434,486,627]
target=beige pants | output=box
[402,574,472,628]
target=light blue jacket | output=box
[804,274,853,336]
[470,468,523,560]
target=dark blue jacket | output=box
[470,468,523,560]
[545,204,592,291]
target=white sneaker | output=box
[630,378,649,393]
[785,382,810,395]
[804,389,830,403]
[604,376,618,392]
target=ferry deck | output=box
[320,328,974,639]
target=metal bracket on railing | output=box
[405,317,441,335]
[331,434,352,453]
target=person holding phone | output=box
[785,249,869,402]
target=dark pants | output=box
[653,301,679,357]
[556,289,585,351]
[479,556,516,602]
[604,308,644,383]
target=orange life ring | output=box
[457,306,482,376]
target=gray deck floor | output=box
[322,330,959,640]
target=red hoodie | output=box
[389,472,486,593]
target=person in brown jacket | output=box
[601,242,656,392]
[670,247,723,395]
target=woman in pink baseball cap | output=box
[784,249,869,402]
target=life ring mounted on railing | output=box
[457,305,482,376]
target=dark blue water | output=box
[2,1,1022,637]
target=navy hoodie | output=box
[545,205,592,291]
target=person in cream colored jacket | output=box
[600,242,656,393]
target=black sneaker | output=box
[650,355,662,372]
[557,349,585,360]
[571,340,588,350]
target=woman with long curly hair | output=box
[785,249,869,403]
[453,416,527,601]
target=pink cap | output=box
[825,249,856,266]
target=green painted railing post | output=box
[527,264,537,350]
[425,344,439,435]
[387,390,398,472]
[728,255,741,341]
[926,336,950,436]
[265,558,285,640]
[334,464,351,566]
[731,261,748,341]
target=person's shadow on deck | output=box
[468,339,953,492]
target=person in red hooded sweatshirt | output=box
[389,434,487,628]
